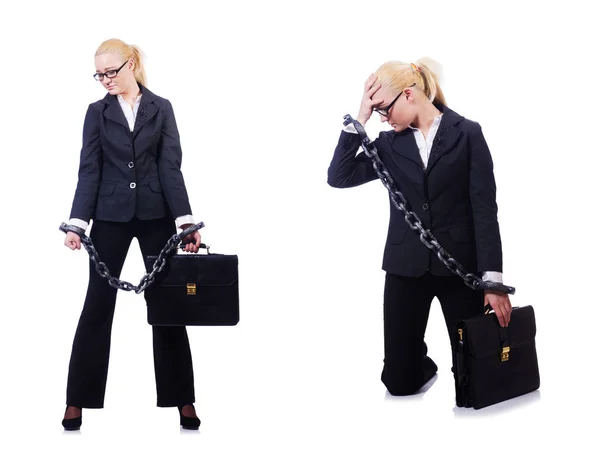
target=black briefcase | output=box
[143,247,239,326]
[454,305,540,409]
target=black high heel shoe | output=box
[178,405,200,430]
[62,406,82,431]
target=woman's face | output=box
[373,84,416,132]
[94,52,134,95]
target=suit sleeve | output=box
[327,129,379,188]
[69,103,102,223]
[468,123,503,273]
[157,100,193,219]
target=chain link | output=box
[343,114,515,295]
[59,221,205,294]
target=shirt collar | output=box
[117,93,142,104]
[408,112,443,131]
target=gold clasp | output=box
[186,283,196,295]
[501,346,510,362]
[458,329,463,342]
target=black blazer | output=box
[69,84,192,224]
[327,104,502,277]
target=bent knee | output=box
[385,380,423,396]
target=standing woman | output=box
[62,38,202,430]
[327,58,512,398]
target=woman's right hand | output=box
[64,231,82,250]
[357,74,384,126]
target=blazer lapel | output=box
[102,93,130,131]
[133,85,159,139]
[425,105,465,175]
[390,130,424,168]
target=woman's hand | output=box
[180,224,202,253]
[64,231,82,250]
[357,74,384,126]
[484,291,512,327]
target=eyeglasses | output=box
[93,60,129,81]
[374,83,416,117]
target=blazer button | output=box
[130,182,136,189]
[422,203,429,211]
[128,161,134,168]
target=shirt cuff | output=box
[342,123,359,134]
[342,122,366,155]
[68,218,89,231]
[482,271,503,284]
[175,214,196,228]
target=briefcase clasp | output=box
[187,283,196,295]
[501,346,510,362]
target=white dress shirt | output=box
[68,93,195,231]
[342,117,502,284]
[408,113,442,170]
[118,92,142,131]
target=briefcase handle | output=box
[176,223,211,252]
[485,304,522,315]
[178,241,211,254]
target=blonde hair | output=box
[95,38,147,87]
[374,57,446,106]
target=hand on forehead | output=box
[372,84,396,106]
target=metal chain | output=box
[343,114,515,295]
[59,221,206,294]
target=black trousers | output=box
[381,272,483,396]
[66,217,195,408]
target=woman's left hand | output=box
[484,291,512,327]
[180,224,202,253]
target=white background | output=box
[1,0,598,457]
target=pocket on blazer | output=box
[98,183,116,197]
[388,226,408,244]
[449,225,471,243]
[149,180,163,193]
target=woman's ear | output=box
[403,87,415,101]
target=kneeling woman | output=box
[327,58,512,397]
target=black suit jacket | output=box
[69,84,192,224]
[327,105,502,277]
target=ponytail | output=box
[414,57,446,106]
[129,44,147,87]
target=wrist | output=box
[484,290,507,297]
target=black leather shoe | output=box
[62,407,82,431]
[178,405,200,430]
